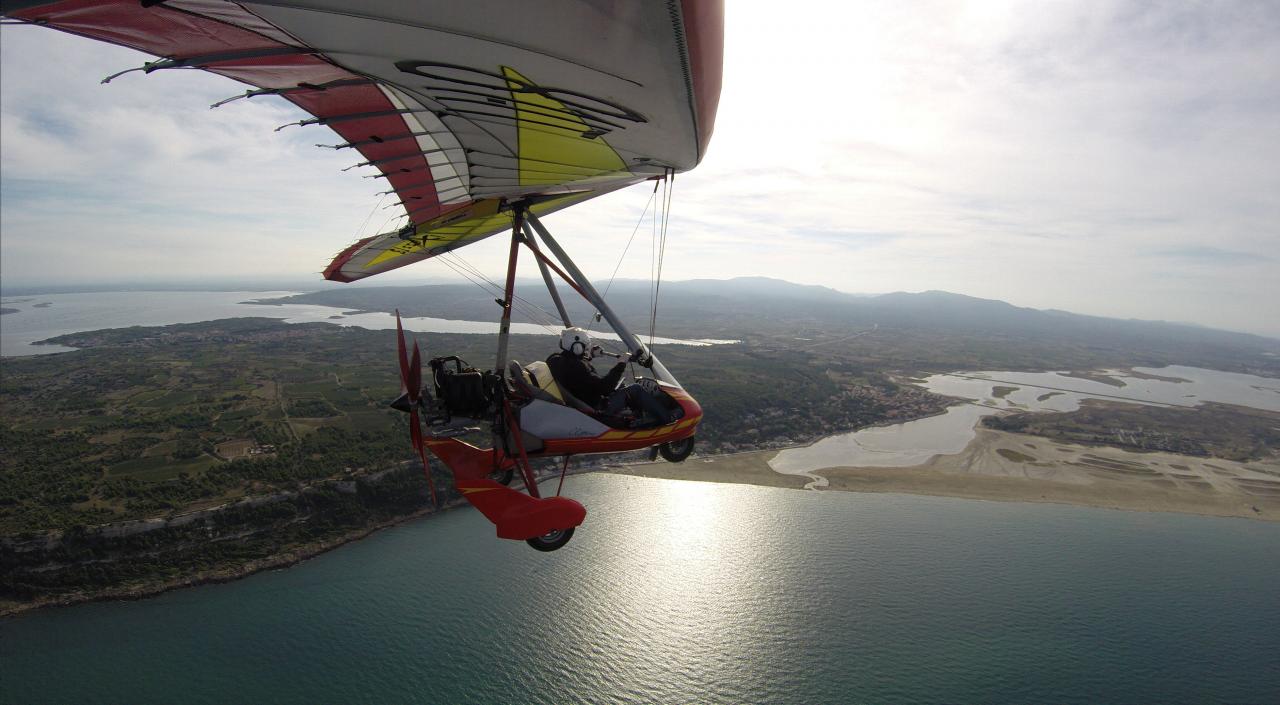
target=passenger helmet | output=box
[559,327,592,356]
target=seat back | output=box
[525,360,597,414]
[522,361,562,401]
[508,360,558,405]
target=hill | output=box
[259,277,1280,376]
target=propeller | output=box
[392,310,437,506]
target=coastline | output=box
[605,428,1280,523]
[0,500,462,619]
[9,427,1277,618]
[1,466,585,619]
[1,462,610,619]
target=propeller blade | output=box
[395,309,411,395]
[409,408,437,506]
[409,341,422,403]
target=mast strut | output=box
[493,205,526,374]
[525,213,680,387]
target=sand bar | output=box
[605,429,1280,522]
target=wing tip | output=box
[322,235,378,283]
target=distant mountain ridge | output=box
[264,276,1274,343]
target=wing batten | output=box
[5,0,723,282]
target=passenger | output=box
[546,327,670,423]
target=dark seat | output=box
[508,360,597,415]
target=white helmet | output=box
[559,327,592,356]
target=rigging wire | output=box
[603,181,659,299]
[648,178,659,340]
[353,193,390,240]
[434,255,552,330]
[445,251,560,327]
[437,250,563,333]
[649,169,674,345]
[585,181,660,335]
[403,176,678,350]
[372,212,408,237]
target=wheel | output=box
[490,466,514,485]
[526,527,575,552]
[658,436,695,463]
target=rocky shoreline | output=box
[13,418,1275,618]
[0,500,464,619]
[1,461,595,619]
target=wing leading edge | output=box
[2,0,723,282]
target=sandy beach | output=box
[604,428,1280,522]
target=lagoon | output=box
[770,366,1280,476]
[0,291,735,357]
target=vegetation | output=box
[995,448,1038,463]
[1,467,440,602]
[0,318,966,538]
[3,277,1277,607]
[0,319,423,535]
[983,400,1280,462]
[0,317,958,605]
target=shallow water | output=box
[2,474,1278,705]
[924,367,1280,413]
[770,404,1002,474]
[770,366,1280,475]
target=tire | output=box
[526,527,575,552]
[658,436,695,463]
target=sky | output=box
[1,1,1278,337]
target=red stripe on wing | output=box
[10,0,444,225]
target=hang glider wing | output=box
[2,0,723,282]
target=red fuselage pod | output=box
[537,383,702,457]
[425,437,587,541]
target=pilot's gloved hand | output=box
[629,348,653,368]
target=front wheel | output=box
[526,527,575,552]
[658,436,695,463]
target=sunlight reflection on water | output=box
[4,475,1279,705]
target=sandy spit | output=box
[604,429,1280,522]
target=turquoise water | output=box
[3,474,1279,704]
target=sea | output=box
[2,291,1279,703]
[2,474,1278,705]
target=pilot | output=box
[547,327,669,422]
